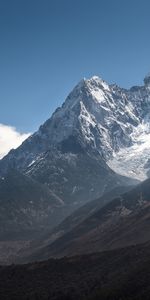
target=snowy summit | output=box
[1,74,150,182]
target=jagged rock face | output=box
[1,74,150,201]
[144,73,150,87]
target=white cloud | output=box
[0,124,31,159]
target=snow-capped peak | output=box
[86,75,110,91]
[50,74,150,181]
[72,76,110,94]
[1,74,150,182]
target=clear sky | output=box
[0,0,150,136]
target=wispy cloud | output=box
[0,124,31,159]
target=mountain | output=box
[1,74,150,183]
[0,242,150,300]
[0,75,143,239]
[1,75,150,298]
[1,73,150,253]
[33,178,150,260]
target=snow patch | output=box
[107,122,150,181]
[91,89,106,103]
[28,160,36,167]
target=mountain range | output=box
[1,74,150,264]
[2,75,150,180]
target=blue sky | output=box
[0,0,150,136]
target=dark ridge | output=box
[0,242,150,300]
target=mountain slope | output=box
[0,169,65,239]
[0,242,150,300]
[34,178,150,260]
[20,185,133,263]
